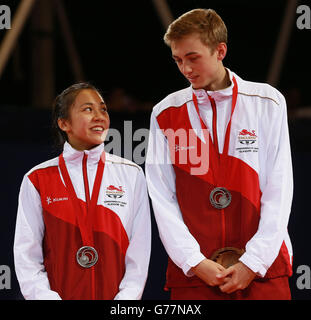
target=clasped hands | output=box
[191,258,256,294]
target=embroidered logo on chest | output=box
[106,185,125,199]
[104,185,127,207]
[236,129,258,154]
[238,129,257,144]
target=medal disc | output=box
[210,247,245,268]
[76,246,98,268]
[210,187,231,209]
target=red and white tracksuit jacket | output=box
[14,142,151,300]
[146,69,293,291]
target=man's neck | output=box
[204,66,231,91]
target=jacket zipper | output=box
[210,97,226,248]
[82,153,96,300]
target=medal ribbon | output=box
[192,77,238,247]
[59,152,105,247]
[192,76,238,186]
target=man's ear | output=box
[57,118,70,133]
[216,42,227,61]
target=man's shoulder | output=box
[153,87,192,117]
[236,73,284,106]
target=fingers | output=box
[219,277,237,293]
[215,263,257,294]
[217,265,226,272]
[192,259,229,287]
[216,266,234,279]
[217,266,240,293]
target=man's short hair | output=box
[164,8,227,52]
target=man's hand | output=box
[216,262,256,294]
[191,259,226,286]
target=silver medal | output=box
[210,187,232,209]
[76,246,98,268]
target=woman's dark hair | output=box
[52,82,101,149]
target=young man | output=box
[146,9,293,299]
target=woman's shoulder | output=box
[25,156,59,177]
[105,152,141,171]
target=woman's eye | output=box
[84,107,92,111]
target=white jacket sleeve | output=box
[145,111,206,276]
[14,175,62,300]
[114,169,151,300]
[239,93,293,277]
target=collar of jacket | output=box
[62,141,105,165]
[192,67,235,103]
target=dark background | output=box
[0,0,311,300]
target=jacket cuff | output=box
[182,252,206,277]
[239,252,267,278]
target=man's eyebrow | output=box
[185,52,199,56]
[172,52,199,59]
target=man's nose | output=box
[181,62,192,75]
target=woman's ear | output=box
[57,118,70,133]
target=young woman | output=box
[14,83,151,300]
